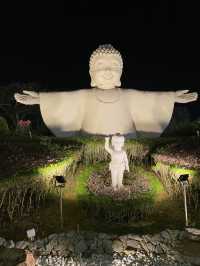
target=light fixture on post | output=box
[178,174,189,227]
[53,175,66,229]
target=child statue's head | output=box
[89,44,123,90]
[111,133,125,151]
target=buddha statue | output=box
[14,44,198,138]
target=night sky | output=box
[0,1,200,112]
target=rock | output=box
[184,255,200,266]
[139,241,150,254]
[55,238,71,251]
[112,240,124,253]
[187,234,200,241]
[5,240,15,249]
[0,238,6,247]
[74,239,87,254]
[66,231,76,238]
[84,231,98,240]
[186,227,200,236]
[127,234,143,242]
[47,233,58,241]
[45,239,58,252]
[151,233,162,245]
[167,229,181,240]
[178,230,188,240]
[88,238,98,251]
[98,233,111,240]
[126,239,141,250]
[142,234,153,243]
[96,239,104,254]
[15,241,29,250]
[118,235,128,243]
[146,242,155,253]
[160,230,171,242]
[102,239,112,254]
[160,242,170,253]
[34,239,45,249]
[27,242,38,251]
[0,247,26,266]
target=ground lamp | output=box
[178,174,189,227]
[54,175,66,229]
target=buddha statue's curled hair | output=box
[89,44,123,69]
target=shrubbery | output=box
[0,116,10,136]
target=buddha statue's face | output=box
[90,55,122,90]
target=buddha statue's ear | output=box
[89,70,96,87]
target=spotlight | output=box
[54,175,66,187]
[178,174,189,184]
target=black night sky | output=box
[0,1,200,117]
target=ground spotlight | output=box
[54,175,66,187]
[53,175,66,229]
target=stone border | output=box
[0,228,200,265]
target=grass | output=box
[1,135,200,240]
[75,166,94,196]
[136,166,165,200]
[75,163,105,196]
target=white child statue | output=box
[105,134,129,190]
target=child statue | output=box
[14,44,198,138]
[105,134,129,190]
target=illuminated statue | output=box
[14,44,198,138]
[105,134,129,190]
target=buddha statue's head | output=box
[89,44,123,90]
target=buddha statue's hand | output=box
[14,90,40,105]
[175,89,198,103]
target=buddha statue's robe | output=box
[39,88,175,138]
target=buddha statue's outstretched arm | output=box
[14,89,87,137]
[174,89,198,103]
[14,90,40,105]
[126,88,198,138]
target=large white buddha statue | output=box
[14,44,198,138]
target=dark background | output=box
[0,0,200,117]
[0,1,199,88]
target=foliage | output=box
[0,116,10,135]
[152,162,200,213]
[152,162,182,198]
[152,136,200,169]
[15,119,32,137]
[1,135,200,235]
[87,167,150,201]
[78,136,157,165]
[163,121,200,137]
[0,151,77,223]
[76,165,163,224]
